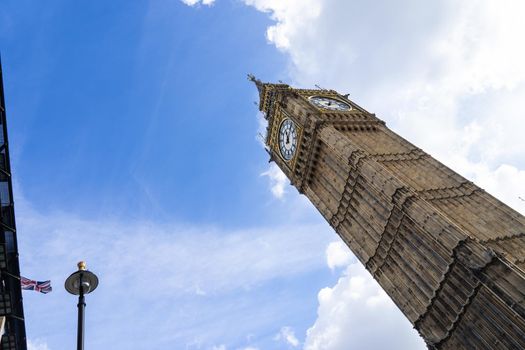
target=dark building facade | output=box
[0,62,26,349]
[252,77,525,349]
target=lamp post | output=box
[65,261,99,350]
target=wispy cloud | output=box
[274,326,300,347]
[180,0,215,6]
[260,163,288,199]
[27,339,49,350]
[16,191,332,349]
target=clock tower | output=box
[251,77,525,349]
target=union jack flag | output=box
[20,276,52,294]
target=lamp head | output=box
[65,261,99,295]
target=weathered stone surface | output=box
[255,81,525,349]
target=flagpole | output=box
[65,262,99,350]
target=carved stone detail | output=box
[255,80,525,350]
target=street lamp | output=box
[65,261,99,350]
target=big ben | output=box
[250,76,525,349]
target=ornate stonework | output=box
[252,78,525,349]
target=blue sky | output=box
[3,1,287,225]
[2,1,525,350]
[2,2,342,349]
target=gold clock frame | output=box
[269,108,303,170]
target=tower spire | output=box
[247,74,266,107]
[247,73,264,94]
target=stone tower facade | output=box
[251,77,525,349]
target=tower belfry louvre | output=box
[251,77,525,349]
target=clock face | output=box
[278,118,298,161]
[309,96,351,111]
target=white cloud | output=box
[256,112,268,148]
[242,0,321,52]
[261,163,288,199]
[212,345,227,350]
[27,339,49,350]
[16,191,333,349]
[18,200,330,298]
[257,113,291,200]
[304,262,425,350]
[274,326,300,347]
[180,0,215,6]
[242,0,525,194]
[325,241,352,271]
